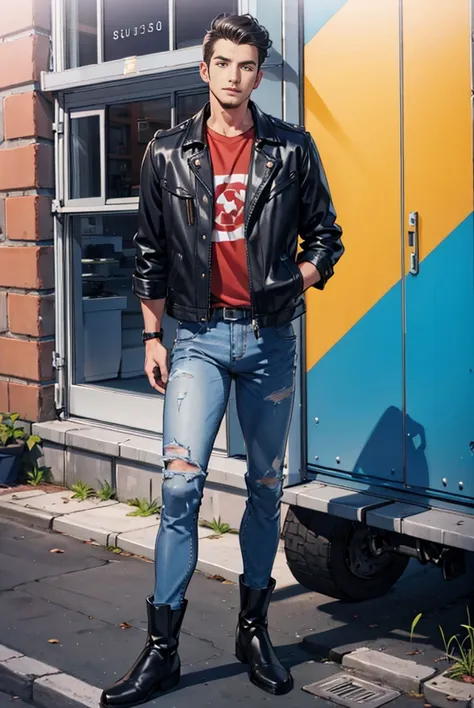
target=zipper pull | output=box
[252,319,260,340]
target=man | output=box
[101,13,343,708]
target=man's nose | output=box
[229,68,240,84]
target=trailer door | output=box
[304,0,405,484]
[402,1,474,497]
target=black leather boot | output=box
[100,596,187,708]
[235,576,293,695]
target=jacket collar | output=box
[182,100,282,149]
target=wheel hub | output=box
[346,527,394,579]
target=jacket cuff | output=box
[132,274,167,300]
[297,252,334,291]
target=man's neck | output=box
[207,95,254,137]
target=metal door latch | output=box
[408,211,419,275]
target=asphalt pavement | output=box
[0,516,473,707]
[0,692,32,707]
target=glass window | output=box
[103,0,170,63]
[66,0,98,68]
[106,98,172,199]
[175,0,238,50]
[177,91,208,123]
[73,213,153,393]
[70,115,101,200]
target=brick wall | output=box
[0,1,55,423]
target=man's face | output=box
[200,38,263,110]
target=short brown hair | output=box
[203,14,272,71]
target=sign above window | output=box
[103,0,170,62]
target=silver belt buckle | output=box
[223,307,240,321]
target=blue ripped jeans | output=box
[154,310,297,609]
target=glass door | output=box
[63,89,231,441]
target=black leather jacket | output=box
[133,101,343,328]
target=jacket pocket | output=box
[167,252,183,291]
[280,254,303,298]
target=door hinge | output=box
[52,351,64,370]
[51,199,64,215]
[52,122,64,136]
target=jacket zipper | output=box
[186,198,195,226]
[244,145,259,339]
[205,150,215,321]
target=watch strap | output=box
[142,329,164,343]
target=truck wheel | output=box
[283,505,409,601]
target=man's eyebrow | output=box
[213,55,257,66]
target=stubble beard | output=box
[210,86,249,111]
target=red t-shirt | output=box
[207,126,254,309]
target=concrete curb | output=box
[423,673,474,708]
[341,647,436,694]
[0,644,101,707]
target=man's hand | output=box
[298,261,321,291]
[144,339,169,394]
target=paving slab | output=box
[53,502,160,545]
[114,520,216,555]
[33,672,102,708]
[0,490,45,503]
[424,674,474,708]
[66,426,133,457]
[118,435,163,467]
[0,492,116,532]
[32,421,92,446]
[4,491,116,516]
[342,647,436,693]
[197,532,297,587]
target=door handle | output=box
[408,211,419,275]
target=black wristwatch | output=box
[142,329,164,343]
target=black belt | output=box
[213,307,252,322]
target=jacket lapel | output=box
[244,144,281,236]
[183,101,284,232]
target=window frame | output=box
[45,0,247,91]
[65,108,106,207]
[63,83,208,211]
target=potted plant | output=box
[0,413,41,486]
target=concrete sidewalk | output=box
[0,488,296,587]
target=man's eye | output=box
[242,66,253,72]
[217,62,227,68]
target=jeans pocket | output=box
[272,322,297,341]
[176,321,206,342]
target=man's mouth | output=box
[223,88,240,94]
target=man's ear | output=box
[200,61,210,84]
[254,69,263,90]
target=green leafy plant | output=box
[126,498,161,517]
[200,516,232,535]
[410,609,474,681]
[0,412,41,450]
[27,464,52,486]
[97,481,116,501]
[410,612,423,642]
[71,480,96,501]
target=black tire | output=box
[283,505,409,601]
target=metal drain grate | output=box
[303,674,400,708]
